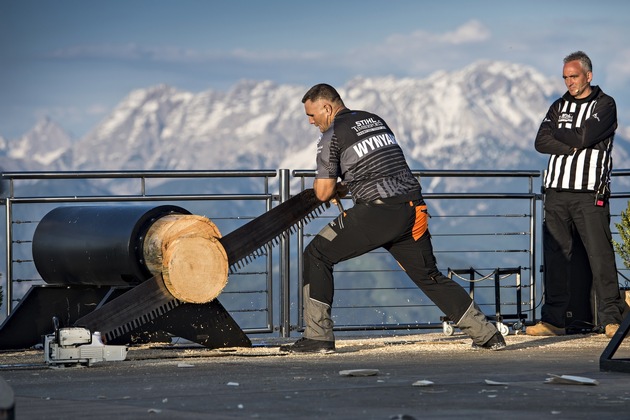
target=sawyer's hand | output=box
[335,182,349,198]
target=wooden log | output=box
[143,214,222,275]
[143,215,228,304]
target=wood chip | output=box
[484,379,509,385]
[544,374,599,386]
[412,380,434,387]
[339,369,380,377]
[177,363,194,368]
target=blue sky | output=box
[1,0,629,139]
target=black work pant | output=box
[303,199,477,335]
[542,189,625,328]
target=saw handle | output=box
[335,198,344,213]
[332,182,348,214]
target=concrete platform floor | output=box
[1,332,630,419]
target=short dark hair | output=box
[302,83,344,105]
[564,51,592,73]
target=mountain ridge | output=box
[2,60,630,181]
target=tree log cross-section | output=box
[143,214,228,304]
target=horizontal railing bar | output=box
[323,324,446,331]
[433,232,530,236]
[1,169,278,180]
[296,168,630,178]
[435,214,531,218]
[424,193,537,199]
[437,249,529,253]
[4,193,273,204]
[294,169,541,178]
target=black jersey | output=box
[535,86,617,194]
[315,109,420,202]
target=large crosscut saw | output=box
[72,189,326,343]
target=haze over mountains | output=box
[3,60,630,184]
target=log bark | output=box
[143,214,227,304]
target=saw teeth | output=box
[222,191,328,275]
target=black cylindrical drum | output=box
[32,205,190,286]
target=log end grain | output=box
[161,235,228,303]
[143,214,228,303]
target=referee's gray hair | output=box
[564,51,592,73]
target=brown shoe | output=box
[605,324,620,338]
[525,321,566,336]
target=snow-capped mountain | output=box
[0,117,74,172]
[65,80,312,172]
[12,117,73,164]
[4,60,630,182]
[66,60,562,173]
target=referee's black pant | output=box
[302,197,497,345]
[542,189,625,328]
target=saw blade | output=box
[74,275,181,342]
[220,188,325,272]
[75,189,326,341]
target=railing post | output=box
[4,198,11,316]
[530,175,538,323]
[278,169,291,337]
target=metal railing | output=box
[1,169,630,338]
[0,170,280,334]
[292,170,540,334]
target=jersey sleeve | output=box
[315,130,341,180]
[535,100,574,155]
[554,95,617,149]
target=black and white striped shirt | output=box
[535,86,617,194]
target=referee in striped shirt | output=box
[527,51,626,338]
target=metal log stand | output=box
[0,205,249,350]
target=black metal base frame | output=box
[0,285,251,350]
[0,285,116,350]
[600,312,630,373]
